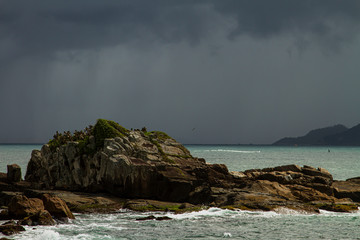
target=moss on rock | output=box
[146,131,173,141]
[47,119,130,151]
[93,119,129,149]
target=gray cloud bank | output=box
[1,0,360,144]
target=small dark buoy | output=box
[328,149,330,153]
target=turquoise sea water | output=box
[187,145,360,180]
[1,144,359,239]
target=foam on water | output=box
[3,145,360,239]
[10,207,360,239]
[207,149,261,153]
[13,228,61,240]
[163,207,306,221]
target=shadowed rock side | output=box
[24,119,360,212]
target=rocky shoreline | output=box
[1,119,360,237]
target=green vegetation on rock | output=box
[93,119,129,149]
[48,125,93,151]
[47,119,130,152]
[145,131,173,141]
[70,202,125,214]
[126,201,206,213]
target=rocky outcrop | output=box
[25,119,229,204]
[23,119,360,213]
[216,164,343,211]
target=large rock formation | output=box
[24,119,360,212]
[25,119,229,204]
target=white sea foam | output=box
[164,207,230,220]
[319,208,360,216]
[162,207,283,220]
[274,207,314,215]
[13,229,61,240]
[207,149,260,153]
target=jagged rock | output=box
[42,194,75,219]
[25,120,222,203]
[7,164,21,183]
[8,195,44,218]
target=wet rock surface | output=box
[0,221,25,236]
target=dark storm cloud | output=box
[0,0,213,60]
[1,1,360,144]
[214,0,360,37]
[1,0,359,58]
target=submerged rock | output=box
[0,222,25,236]
[136,215,172,221]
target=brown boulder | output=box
[33,210,56,225]
[8,195,44,218]
[42,194,75,219]
[18,209,56,226]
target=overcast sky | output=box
[1,0,360,144]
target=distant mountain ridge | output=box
[273,123,360,146]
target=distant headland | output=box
[273,123,360,146]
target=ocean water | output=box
[1,144,360,239]
[187,145,360,180]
